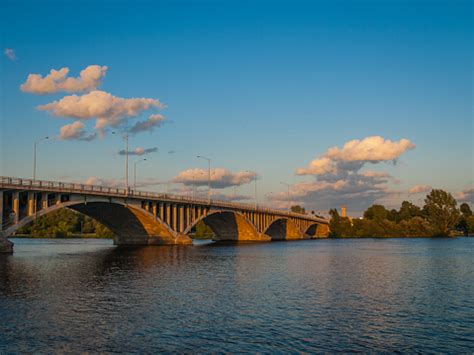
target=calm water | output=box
[0,238,473,353]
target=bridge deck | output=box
[0,176,327,224]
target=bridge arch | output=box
[184,210,269,242]
[264,218,305,240]
[4,199,189,246]
[304,222,329,238]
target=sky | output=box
[1,0,472,216]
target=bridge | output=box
[0,176,329,253]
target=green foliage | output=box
[398,201,422,222]
[193,220,214,239]
[329,216,352,237]
[291,205,306,214]
[460,203,472,217]
[423,189,460,236]
[456,217,469,236]
[329,189,462,238]
[467,216,474,234]
[329,208,339,220]
[398,217,433,237]
[363,205,389,221]
[17,208,113,238]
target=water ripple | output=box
[0,238,473,352]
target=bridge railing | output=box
[0,176,327,223]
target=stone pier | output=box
[0,234,13,253]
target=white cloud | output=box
[169,185,251,201]
[59,121,84,140]
[85,176,162,189]
[4,48,16,61]
[409,184,432,194]
[173,168,257,189]
[118,147,158,156]
[296,157,336,175]
[129,114,165,134]
[360,171,391,179]
[59,121,97,141]
[454,185,474,204]
[21,65,108,94]
[298,136,415,177]
[85,176,124,188]
[38,90,163,135]
[325,136,415,162]
[288,136,416,212]
[209,192,251,202]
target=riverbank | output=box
[13,233,112,239]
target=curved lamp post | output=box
[134,158,147,190]
[33,136,49,181]
[197,155,211,204]
[280,181,291,212]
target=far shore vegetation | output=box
[14,189,473,239]
[328,189,474,238]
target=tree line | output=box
[329,189,473,238]
[17,209,113,238]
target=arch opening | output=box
[4,200,188,246]
[187,211,269,242]
[264,218,304,240]
[305,222,329,238]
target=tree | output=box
[398,201,422,222]
[456,217,469,236]
[460,203,472,218]
[399,217,433,237]
[328,208,352,237]
[194,220,214,239]
[291,205,306,214]
[456,204,473,236]
[363,205,389,221]
[329,208,339,220]
[423,189,460,236]
[16,208,113,238]
[467,216,474,234]
[388,209,399,222]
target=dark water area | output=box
[0,238,473,353]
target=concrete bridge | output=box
[0,176,329,253]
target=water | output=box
[0,238,473,353]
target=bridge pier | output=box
[0,233,13,253]
[0,177,329,253]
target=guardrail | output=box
[0,176,327,223]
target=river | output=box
[0,238,473,352]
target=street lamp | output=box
[197,155,211,204]
[112,131,129,193]
[33,136,49,181]
[246,170,258,209]
[134,158,147,190]
[280,181,291,212]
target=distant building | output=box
[341,206,347,218]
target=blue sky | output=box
[1,0,472,214]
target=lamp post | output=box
[33,136,49,181]
[197,155,211,204]
[245,170,258,209]
[254,175,258,209]
[265,191,273,207]
[134,158,147,190]
[280,181,291,212]
[112,131,129,193]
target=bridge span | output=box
[0,176,329,253]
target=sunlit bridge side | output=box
[0,176,329,253]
